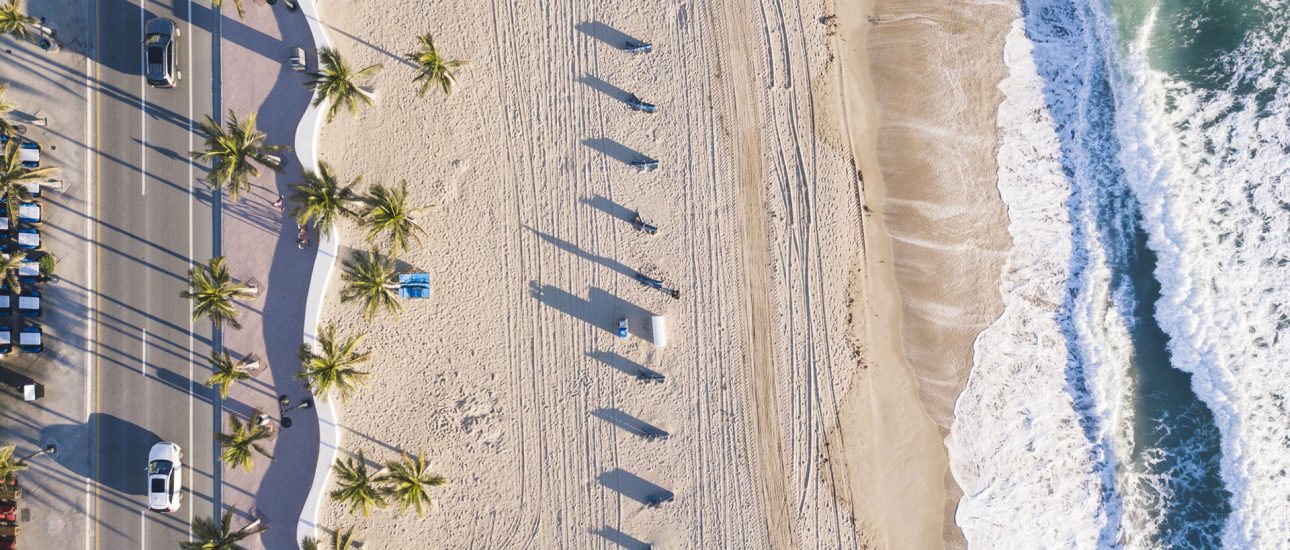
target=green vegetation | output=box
[216,413,274,472]
[37,252,54,277]
[383,451,448,517]
[406,33,469,97]
[290,161,358,233]
[204,350,251,398]
[181,509,266,550]
[0,140,56,221]
[339,250,401,321]
[305,47,383,122]
[180,256,257,330]
[296,325,371,403]
[361,180,429,255]
[0,0,37,42]
[329,451,385,517]
[191,110,287,200]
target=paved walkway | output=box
[0,0,94,548]
[217,1,319,548]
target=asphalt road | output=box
[91,0,219,547]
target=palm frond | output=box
[0,0,37,41]
[190,110,288,200]
[339,250,401,321]
[290,161,358,233]
[296,324,371,403]
[217,413,274,472]
[180,256,255,330]
[329,451,386,517]
[384,451,447,517]
[205,350,251,398]
[406,33,469,97]
[305,47,383,122]
[362,180,429,255]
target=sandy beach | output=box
[305,0,1014,547]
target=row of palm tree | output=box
[330,450,447,517]
[304,35,467,123]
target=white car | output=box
[147,442,183,513]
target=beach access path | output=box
[215,1,319,548]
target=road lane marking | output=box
[84,50,96,550]
[141,328,147,375]
[139,1,146,196]
[139,510,145,550]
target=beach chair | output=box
[0,216,8,231]
[630,212,658,234]
[635,367,665,383]
[640,425,669,442]
[20,182,40,198]
[635,272,664,288]
[397,272,432,299]
[17,202,40,224]
[0,286,9,314]
[630,158,659,171]
[15,229,37,250]
[18,290,39,318]
[623,40,653,53]
[645,492,674,507]
[19,326,41,353]
[19,142,39,168]
[626,94,657,113]
[17,258,37,283]
[0,327,10,355]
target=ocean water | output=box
[948,0,1290,547]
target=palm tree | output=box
[406,33,469,97]
[0,83,20,138]
[0,139,56,221]
[361,180,429,255]
[217,413,273,472]
[0,445,28,482]
[190,110,288,200]
[305,47,383,122]
[290,161,357,233]
[204,350,253,398]
[0,249,23,290]
[383,451,447,517]
[180,257,257,330]
[339,251,401,321]
[301,528,360,550]
[296,325,371,403]
[210,0,246,21]
[0,0,37,42]
[181,509,266,550]
[330,451,386,517]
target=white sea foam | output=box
[1108,4,1290,546]
[948,12,1131,547]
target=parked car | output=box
[143,18,180,88]
[146,442,182,513]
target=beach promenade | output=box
[215,1,319,548]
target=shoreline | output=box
[831,0,1018,547]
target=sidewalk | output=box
[0,0,93,548]
[217,1,319,548]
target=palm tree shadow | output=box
[322,23,418,70]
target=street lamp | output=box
[19,443,57,464]
[278,396,313,428]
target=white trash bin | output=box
[651,315,667,347]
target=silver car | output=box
[144,18,180,88]
[147,441,183,513]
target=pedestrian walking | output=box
[273,194,284,212]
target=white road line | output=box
[139,2,147,197]
[185,0,195,541]
[139,509,145,550]
[83,51,96,550]
[140,329,147,375]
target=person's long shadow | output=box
[582,194,636,223]
[598,467,669,505]
[579,75,631,104]
[529,283,654,336]
[524,225,636,278]
[591,407,663,437]
[582,138,651,165]
[592,526,651,550]
[574,21,643,50]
